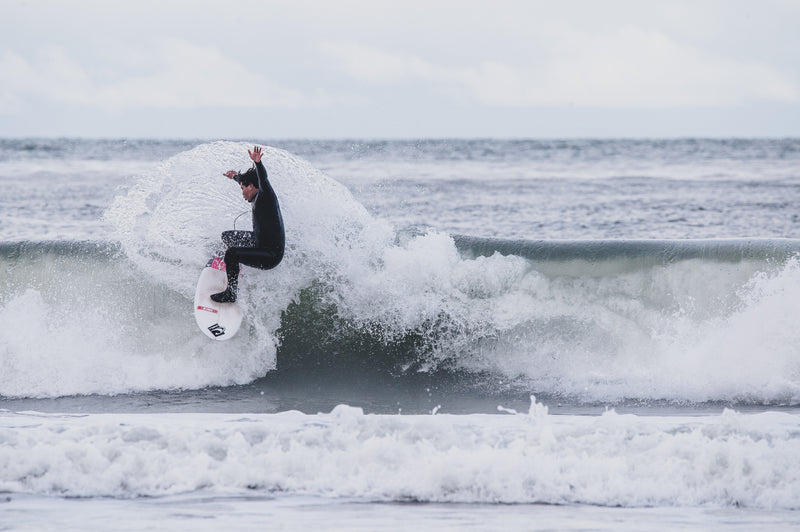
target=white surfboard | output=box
[193,257,244,340]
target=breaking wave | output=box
[2,142,800,405]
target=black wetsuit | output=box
[211,161,284,302]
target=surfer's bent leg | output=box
[210,246,284,303]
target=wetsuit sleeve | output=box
[255,161,270,191]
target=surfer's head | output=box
[233,167,259,202]
[233,167,258,188]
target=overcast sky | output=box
[2,0,799,138]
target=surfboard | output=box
[193,257,243,340]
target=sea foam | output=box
[1,400,798,509]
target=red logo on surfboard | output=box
[197,305,218,314]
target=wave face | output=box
[2,142,800,405]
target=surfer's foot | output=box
[211,288,237,303]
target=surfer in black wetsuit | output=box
[211,145,285,303]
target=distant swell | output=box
[455,235,800,265]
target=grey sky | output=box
[1,0,799,138]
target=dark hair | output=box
[234,166,258,188]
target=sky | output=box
[1,0,799,139]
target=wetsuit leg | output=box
[211,246,284,303]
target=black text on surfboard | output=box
[208,324,226,337]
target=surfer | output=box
[211,145,285,303]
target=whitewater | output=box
[1,138,799,530]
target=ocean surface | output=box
[1,137,800,529]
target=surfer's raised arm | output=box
[244,145,271,191]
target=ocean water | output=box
[1,138,800,529]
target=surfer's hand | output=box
[223,170,238,179]
[248,146,263,163]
